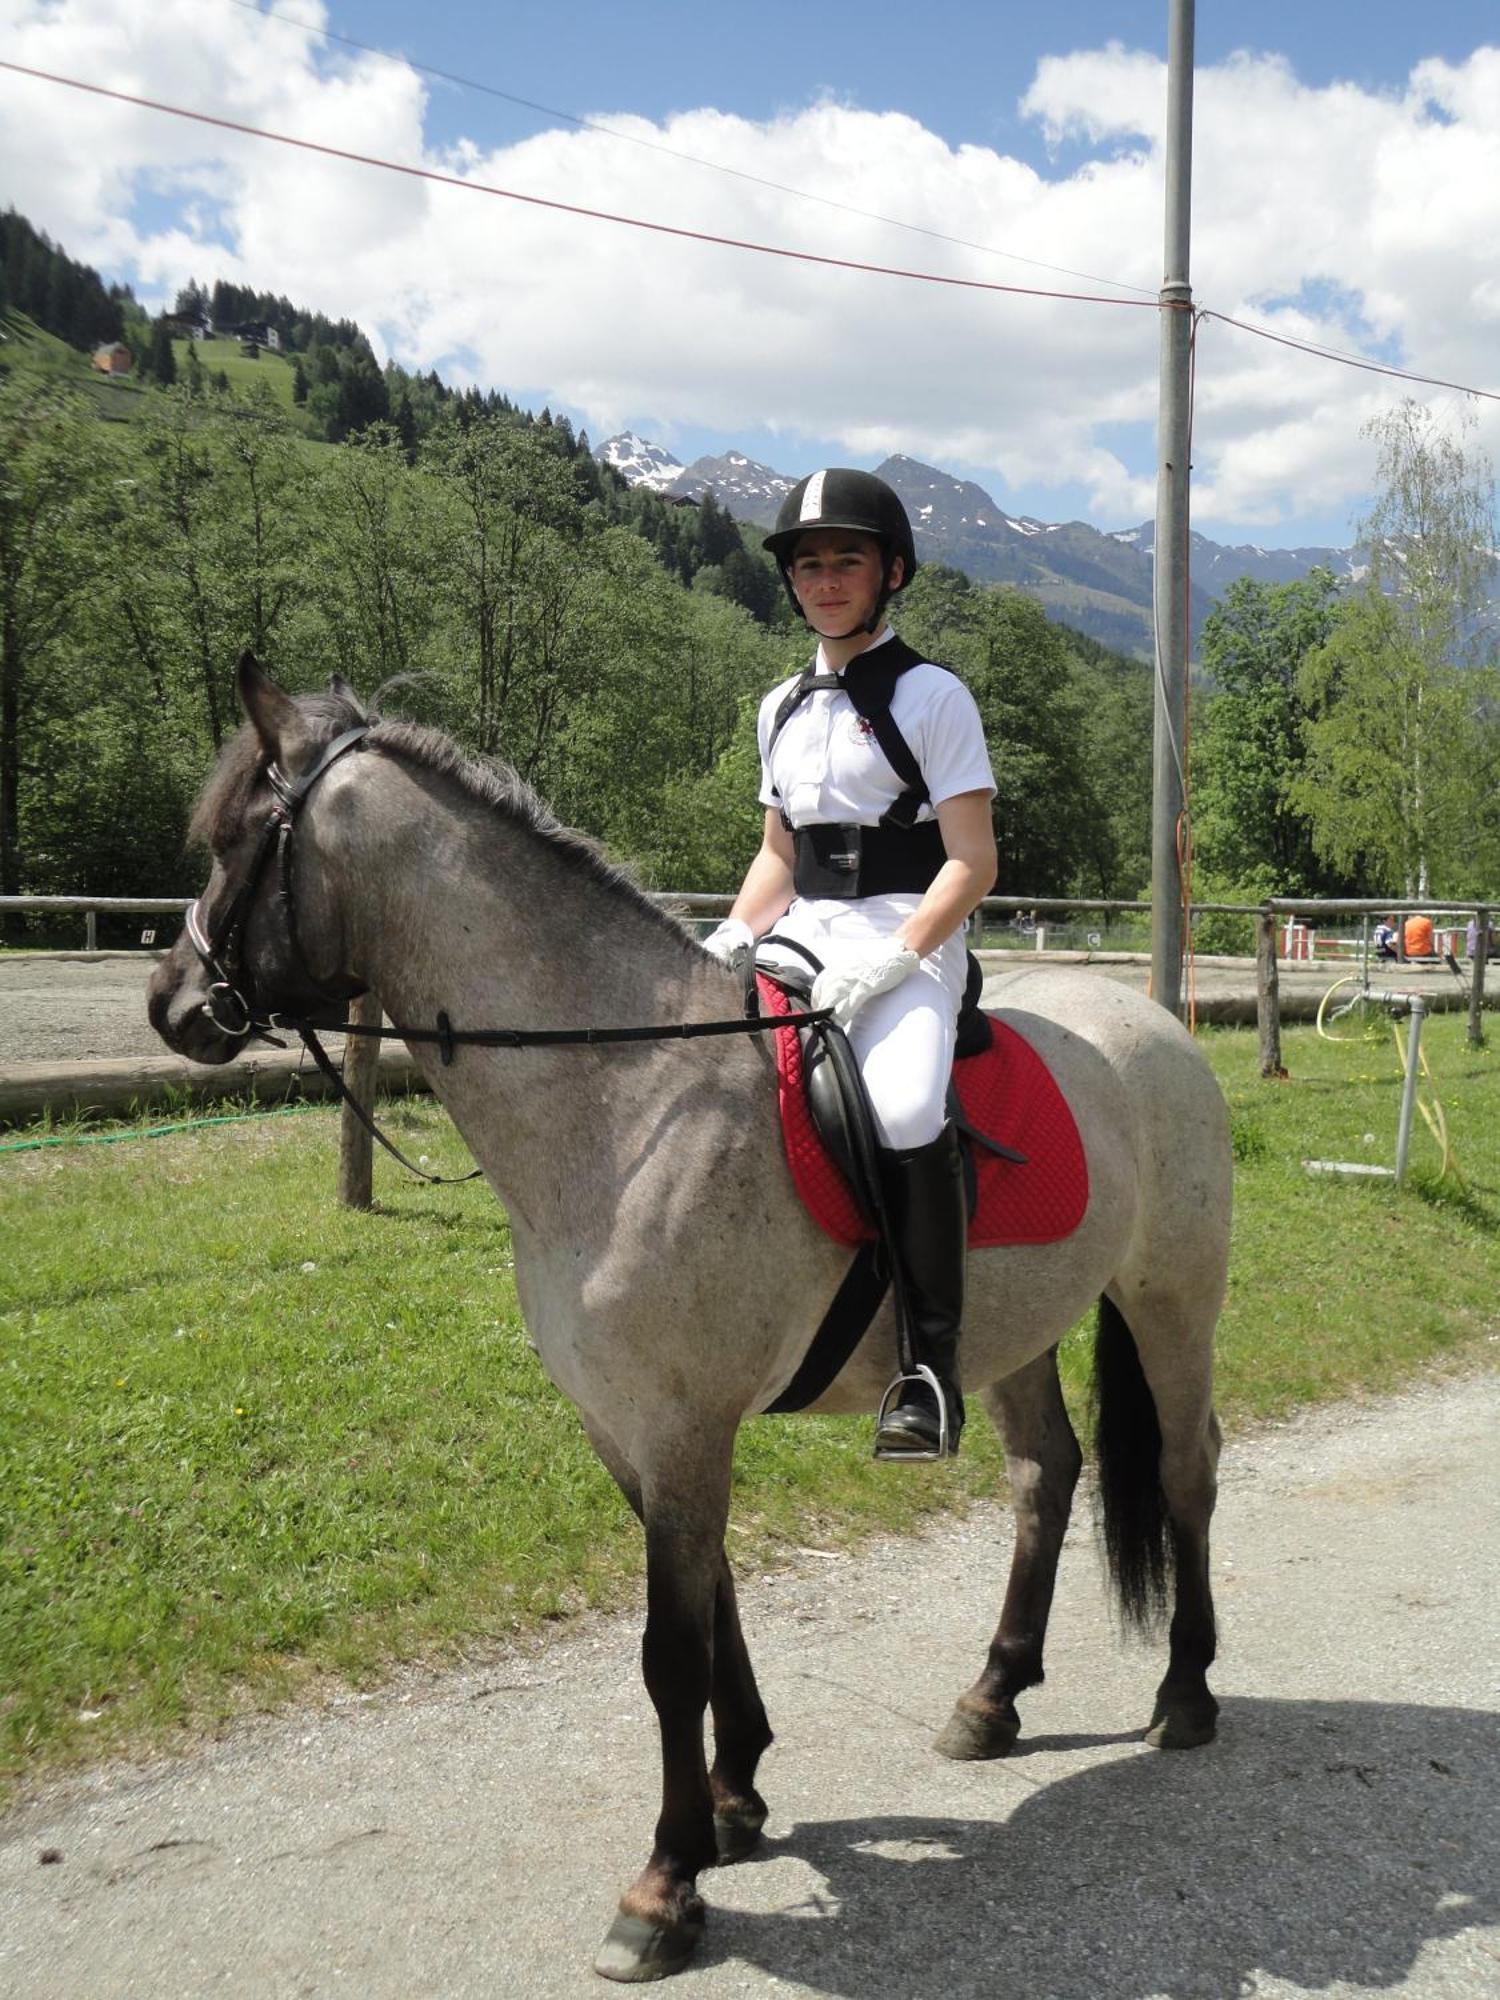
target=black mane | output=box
[189,682,698,954]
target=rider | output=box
[702,469,997,1458]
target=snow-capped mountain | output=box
[1112,524,1362,591]
[594,431,1467,657]
[667,452,796,528]
[596,431,685,491]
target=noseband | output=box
[185,723,373,1042]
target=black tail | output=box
[1091,1296,1170,1634]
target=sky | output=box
[3,0,1498,547]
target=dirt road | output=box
[2,948,1474,1070]
[1,1371,1495,1999]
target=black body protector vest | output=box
[767,637,953,900]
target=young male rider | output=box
[702,469,997,1458]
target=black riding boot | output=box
[873,1123,967,1460]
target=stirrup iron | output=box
[874,1363,952,1462]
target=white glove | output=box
[811,939,920,1029]
[701,917,755,971]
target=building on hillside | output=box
[221,321,282,352]
[91,342,132,375]
[161,310,211,341]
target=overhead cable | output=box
[0,62,1163,314]
[3,60,1497,404]
[219,0,1159,301]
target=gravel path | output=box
[1,1371,1495,1999]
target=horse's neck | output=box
[314,754,745,1220]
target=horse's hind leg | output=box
[1097,1290,1221,1750]
[935,1346,1082,1760]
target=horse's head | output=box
[148,653,373,1064]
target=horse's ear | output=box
[238,651,297,756]
[328,673,360,707]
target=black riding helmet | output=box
[764,468,918,629]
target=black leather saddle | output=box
[755,946,1021,1232]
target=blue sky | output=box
[5,1,1498,546]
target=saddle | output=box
[753,952,1090,1415]
[759,951,1010,1234]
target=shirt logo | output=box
[848,714,877,745]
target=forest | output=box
[3,210,1497,937]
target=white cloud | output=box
[3,2,1497,540]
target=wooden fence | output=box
[3,891,1491,1194]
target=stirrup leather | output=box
[873,1363,954,1462]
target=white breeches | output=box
[759,893,965,1151]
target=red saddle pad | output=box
[758,973,1088,1250]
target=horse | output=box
[148,656,1232,1984]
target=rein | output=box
[184,723,832,1186]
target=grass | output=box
[2,1018,1496,1790]
[1,310,312,432]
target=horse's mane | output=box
[189,681,699,955]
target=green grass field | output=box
[2,1018,1496,1789]
[1,309,309,428]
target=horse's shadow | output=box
[702,1695,1498,1998]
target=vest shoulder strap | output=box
[766,639,958,830]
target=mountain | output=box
[596,431,685,491]
[1112,524,1362,592]
[666,451,795,528]
[594,431,1500,659]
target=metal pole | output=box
[1394,996,1425,1187]
[1150,0,1195,1018]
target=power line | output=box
[3,59,1497,406]
[219,0,1160,301]
[0,62,1164,315]
[1197,309,1498,404]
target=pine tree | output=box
[146,320,177,387]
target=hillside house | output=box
[222,321,282,352]
[91,342,132,375]
[161,310,211,341]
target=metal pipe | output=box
[1394,995,1425,1186]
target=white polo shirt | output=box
[754,629,996,982]
[757,628,995,828]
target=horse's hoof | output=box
[933,1700,1020,1761]
[714,1804,767,1865]
[594,1904,705,1983]
[1144,1690,1219,1750]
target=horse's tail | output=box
[1091,1295,1171,1634]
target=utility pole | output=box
[1151,0,1195,1017]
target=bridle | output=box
[184,723,374,1046]
[181,721,833,1185]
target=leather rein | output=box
[184,724,831,1185]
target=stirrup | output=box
[874,1364,953,1462]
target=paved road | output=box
[1,1372,1496,1998]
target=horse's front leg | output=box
[595,1431,735,1984]
[581,1417,772,1871]
[935,1346,1082,1760]
[709,1553,773,1863]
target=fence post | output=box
[1256,908,1284,1078]
[337,989,382,1209]
[1469,907,1490,1049]
[85,908,97,952]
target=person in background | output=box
[1374,915,1399,961]
[1404,911,1435,959]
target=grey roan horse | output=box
[149,658,1232,1983]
